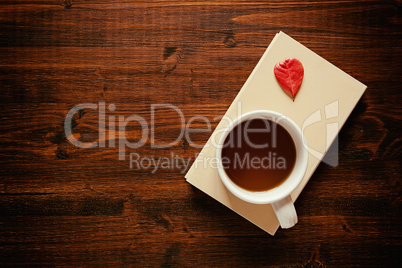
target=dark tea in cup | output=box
[221,118,297,192]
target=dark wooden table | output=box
[1,0,401,267]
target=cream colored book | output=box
[185,32,367,235]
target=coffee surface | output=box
[221,118,296,192]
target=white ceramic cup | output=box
[216,110,308,229]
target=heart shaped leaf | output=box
[274,58,304,100]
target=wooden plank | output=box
[0,0,401,266]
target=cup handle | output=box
[272,196,298,229]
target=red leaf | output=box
[274,58,304,100]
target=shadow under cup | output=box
[216,110,308,228]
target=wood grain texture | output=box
[0,0,401,267]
